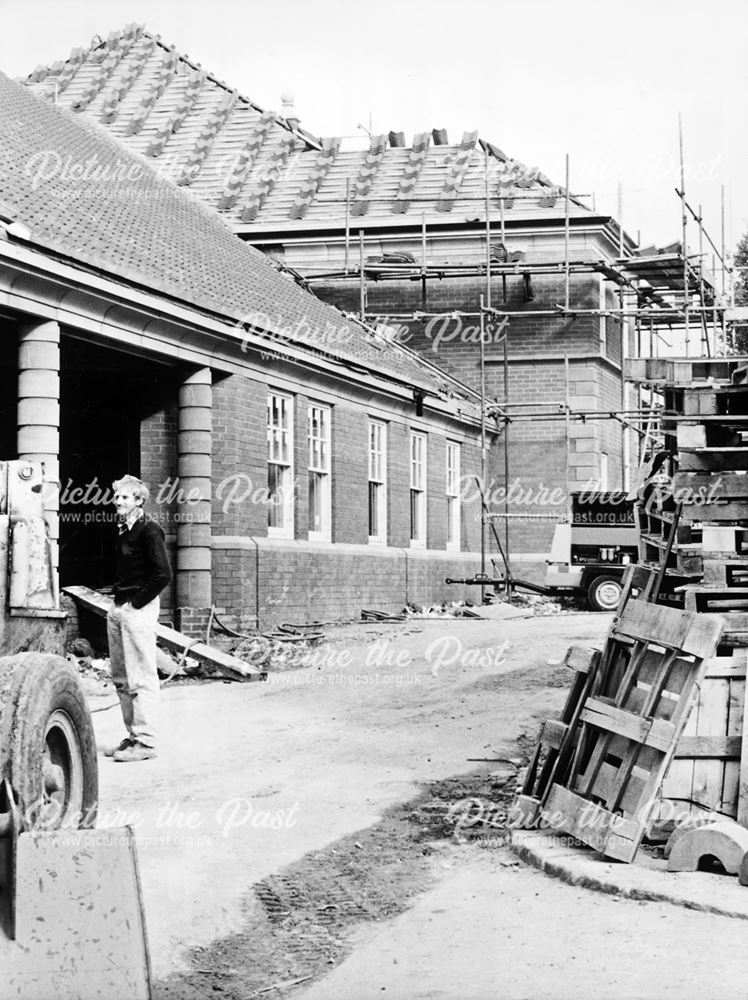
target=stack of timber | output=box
[654,361,748,827]
[514,358,748,864]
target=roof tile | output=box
[1,72,462,397]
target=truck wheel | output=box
[0,653,98,830]
[587,575,623,613]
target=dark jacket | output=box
[113,516,172,608]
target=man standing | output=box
[106,475,172,762]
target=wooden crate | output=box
[661,645,748,823]
[541,600,723,862]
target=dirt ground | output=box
[87,607,748,1000]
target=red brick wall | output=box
[331,405,368,544]
[140,400,177,612]
[206,373,486,626]
[212,372,267,536]
[211,542,485,629]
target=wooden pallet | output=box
[541,600,723,862]
[511,645,601,828]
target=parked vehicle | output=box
[543,491,639,611]
[447,490,639,613]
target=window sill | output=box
[268,527,294,540]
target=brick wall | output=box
[388,421,410,547]
[140,399,178,612]
[212,372,267,536]
[212,540,484,629]
[332,405,368,543]
[207,371,486,626]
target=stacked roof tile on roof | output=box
[1,71,460,394]
[26,24,591,232]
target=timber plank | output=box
[692,677,730,815]
[681,500,748,523]
[673,472,748,498]
[615,599,723,658]
[63,585,267,681]
[579,699,676,752]
[674,736,741,758]
[677,450,748,472]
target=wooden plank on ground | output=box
[63,585,266,682]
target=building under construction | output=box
[24,23,736,585]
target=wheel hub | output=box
[39,709,84,829]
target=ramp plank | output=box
[63,585,266,682]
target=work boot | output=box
[113,741,157,762]
[104,737,134,758]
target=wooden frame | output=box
[542,600,722,862]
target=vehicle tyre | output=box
[0,652,98,830]
[586,575,623,613]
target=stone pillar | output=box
[176,368,212,629]
[18,320,60,573]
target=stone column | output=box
[176,368,212,628]
[17,320,60,572]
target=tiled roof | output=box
[0,71,460,394]
[25,25,591,232]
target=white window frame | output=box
[308,403,331,541]
[368,419,387,544]
[410,432,427,547]
[446,441,461,550]
[600,451,609,491]
[267,392,294,538]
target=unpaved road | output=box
[89,610,748,1000]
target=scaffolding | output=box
[290,138,736,571]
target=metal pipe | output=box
[502,315,510,560]
[617,183,624,258]
[678,114,690,355]
[344,178,350,273]
[564,354,571,522]
[721,184,727,298]
[564,154,571,311]
[359,230,366,322]
[362,305,722,320]
[485,144,492,313]
[479,295,487,599]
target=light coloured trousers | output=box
[107,598,160,748]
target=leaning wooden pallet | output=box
[541,600,723,862]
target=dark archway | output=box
[59,335,177,589]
